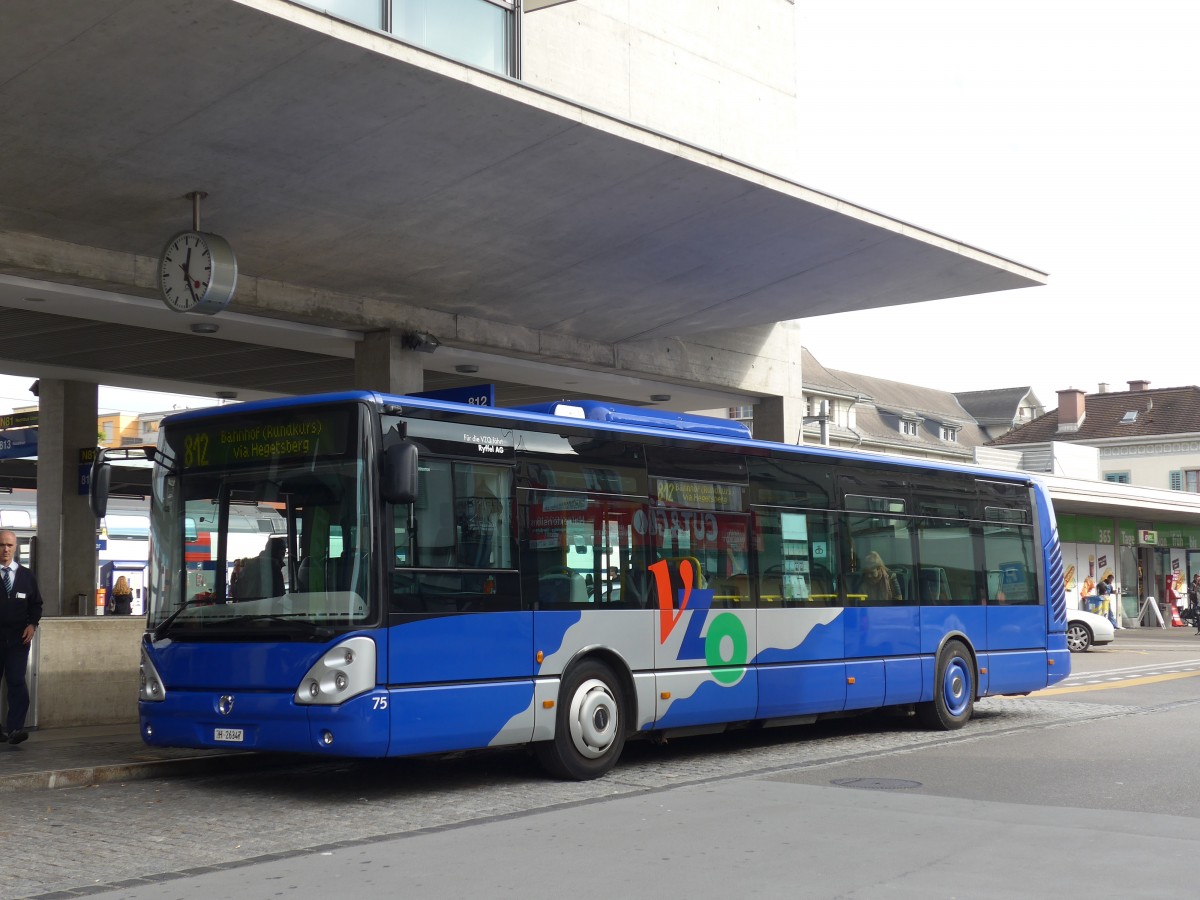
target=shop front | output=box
[1058,515,1200,628]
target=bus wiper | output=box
[222,614,334,640]
[153,595,222,639]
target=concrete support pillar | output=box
[353,330,425,395]
[750,321,804,443]
[753,395,806,445]
[35,379,98,617]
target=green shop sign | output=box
[1061,515,1200,549]
[1058,515,1115,545]
[1153,524,1200,550]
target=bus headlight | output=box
[139,646,167,702]
[295,636,376,706]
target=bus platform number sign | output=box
[414,385,495,407]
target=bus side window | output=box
[846,513,915,606]
[753,508,839,608]
[401,461,514,570]
[981,524,1037,604]
[915,520,977,606]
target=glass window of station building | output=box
[313,0,516,76]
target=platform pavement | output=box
[0,724,285,793]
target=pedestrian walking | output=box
[0,529,42,745]
[1096,574,1116,625]
[1189,574,1200,634]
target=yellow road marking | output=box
[1037,669,1200,695]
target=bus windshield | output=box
[147,404,374,637]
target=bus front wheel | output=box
[917,639,974,730]
[536,660,626,780]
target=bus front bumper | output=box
[139,688,391,757]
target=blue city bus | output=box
[90,391,1070,779]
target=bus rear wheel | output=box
[536,660,626,780]
[917,639,974,730]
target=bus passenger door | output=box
[386,460,534,756]
[524,493,656,732]
[753,507,847,718]
[983,522,1047,692]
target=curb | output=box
[0,751,285,793]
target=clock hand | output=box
[180,246,201,305]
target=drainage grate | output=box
[831,777,922,791]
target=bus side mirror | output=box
[89,449,112,518]
[382,442,419,505]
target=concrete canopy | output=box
[0,0,1046,407]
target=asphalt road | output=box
[5,628,1200,899]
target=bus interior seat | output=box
[810,562,834,599]
[325,551,364,593]
[919,567,953,603]
[711,573,749,608]
[759,571,783,605]
[570,571,588,603]
[423,544,456,568]
[538,568,589,605]
[997,561,1031,602]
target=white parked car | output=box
[1066,608,1116,652]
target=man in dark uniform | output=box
[0,529,42,745]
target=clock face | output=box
[159,230,237,315]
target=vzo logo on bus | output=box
[649,559,747,685]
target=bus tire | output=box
[535,659,626,780]
[917,639,974,730]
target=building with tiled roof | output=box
[717,349,1039,462]
[793,348,1028,462]
[989,381,1200,492]
[954,386,1044,440]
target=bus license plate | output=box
[213,728,244,743]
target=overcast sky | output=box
[792,0,1197,407]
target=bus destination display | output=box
[169,409,351,469]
